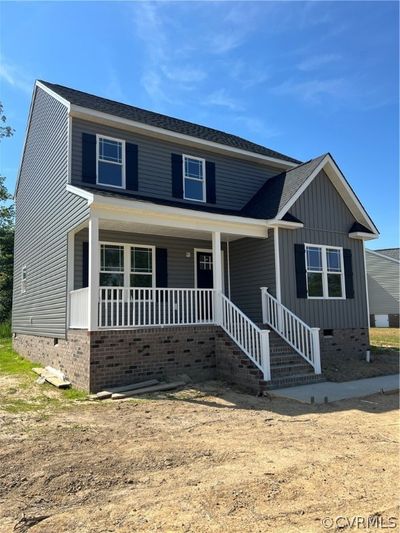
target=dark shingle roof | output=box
[375,248,400,260]
[39,80,300,164]
[242,154,327,219]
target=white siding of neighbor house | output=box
[366,251,400,315]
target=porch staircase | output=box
[268,331,325,389]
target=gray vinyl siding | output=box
[230,235,275,323]
[12,88,89,338]
[73,229,229,293]
[279,170,369,329]
[71,118,278,210]
[366,252,400,314]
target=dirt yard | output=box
[0,369,399,532]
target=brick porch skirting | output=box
[13,325,266,394]
[319,328,370,370]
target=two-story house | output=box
[12,81,379,393]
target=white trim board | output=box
[275,154,379,237]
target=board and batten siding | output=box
[279,170,369,329]
[12,87,89,338]
[70,118,278,211]
[230,235,275,323]
[73,229,229,293]
[366,252,400,315]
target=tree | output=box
[0,103,15,323]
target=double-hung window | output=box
[305,244,345,299]
[131,247,153,287]
[183,155,206,202]
[100,244,124,286]
[97,136,125,188]
[99,243,154,287]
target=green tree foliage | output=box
[0,103,15,323]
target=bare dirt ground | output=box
[0,378,399,533]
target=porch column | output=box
[88,216,99,331]
[212,231,223,324]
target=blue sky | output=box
[0,1,398,248]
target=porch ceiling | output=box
[96,218,250,242]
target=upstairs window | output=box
[183,155,206,202]
[305,244,345,299]
[97,136,125,188]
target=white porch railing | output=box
[219,293,271,381]
[69,287,89,329]
[261,287,321,374]
[98,287,215,328]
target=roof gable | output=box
[243,153,378,235]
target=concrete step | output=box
[268,373,325,390]
[271,362,314,377]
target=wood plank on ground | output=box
[101,379,160,395]
[111,381,185,400]
[32,368,71,389]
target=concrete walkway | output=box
[271,374,399,404]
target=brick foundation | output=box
[13,331,90,391]
[320,328,369,371]
[89,326,217,392]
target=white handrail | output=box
[261,287,321,374]
[219,292,271,381]
[98,287,215,328]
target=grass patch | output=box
[0,338,88,413]
[0,320,11,339]
[370,328,399,353]
[0,338,37,375]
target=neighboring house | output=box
[366,249,399,327]
[12,81,379,393]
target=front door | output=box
[196,251,213,288]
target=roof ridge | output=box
[37,80,301,164]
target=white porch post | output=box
[88,216,99,331]
[311,327,321,374]
[212,231,223,324]
[274,227,283,333]
[66,229,75,329]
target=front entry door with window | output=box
[196,252,213,288]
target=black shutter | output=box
[171,153,183,199]
[156,248,168,287]
[82,133,96,184]
[294,244,307,298]
[125,143,138,191]
[343,248,354,299]
[82,242,89,288]
[205,161,216,204]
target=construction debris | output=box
[111,381,186,400]
[32,367,71,389]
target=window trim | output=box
[96,134,126,189]
[99,241,155,287]
[21,266,27,294]
[305,244,346,300]
[182,154,206,203]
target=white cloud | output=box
[270,78,347,104]
[161,65,207,84]
[297,54,341,72]
[0,60,32,94]
[204,89,244,111]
